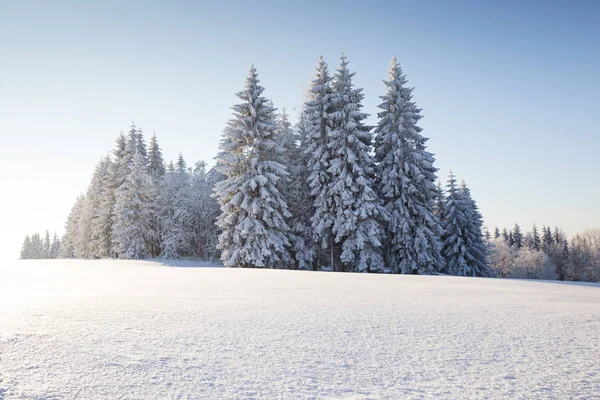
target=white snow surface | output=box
[1,260,599,399]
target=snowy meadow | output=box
[1,259,599,399]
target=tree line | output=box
[20,231,61,259]
[19,54,599,282]
[487,224,600,282]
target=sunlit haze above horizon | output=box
[1,0,599,259]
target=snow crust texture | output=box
[1,260,599,399]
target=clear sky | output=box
[1,0,599,259]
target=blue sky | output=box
[1,0,599,258]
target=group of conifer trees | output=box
[487,224,600,282]
[51,126,222,261]
[20,231,61,259]
[34,55,600,278]
[212,55,488,275]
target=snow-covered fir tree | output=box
[494,227,501,239]
[373,56,444,274]
[157,164,184,259]
[442,173,488,277]
[86,156,114,258]
[531,224,541,251]
[20,235,31,259]
[434,180,448,222]
[458,180,489,276]
[512,223,523,249]
[50,233,61,258]
[43,230,51,259]
[60,195,87,258]
[145,133,166,257]
[277,108,316,269]
[326,54,386,272]
[135,126,148,164]
[157,153,194,259]
[112,142,154,259]
[304,56,337,270]
[214,65,291,268]
[147,133,166,181]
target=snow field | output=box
[1,260,599,399]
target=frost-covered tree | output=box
[374,56,443,274]
[60,195,87,258]
[28,233,44,259]
[512,223,523,249]
[531,224,541,251]
[277,108,316,269]
[541,226,554,252]
[512,247,557,280]
[147,133,166,181]
[304,56,336,269]
[20,235,31,259]
[494,227,501,239]
[157,167,184,259]
[135,126,148,165]
[50,233,61,259]
[488,238,516,278]
[157,153,194,259]
[501,227,509,242]
[325,54,386,272]
[442,173,488,277]
[187,161,222,260]
[434,180,448,222]
[112,145,153,259]
[86,156,114,258]
[145,133,165,257]
[214,65,291,268]
[459,181,489,276]
[42,230,51,259]
[442,173,469,274]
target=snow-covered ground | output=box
[1,260,599,399]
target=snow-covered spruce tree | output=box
[326,55,386,272]
[175,154,195,254]
[112,145,153,259]
[512,223,523,249]
[434,180,448,222]
[373,56,444,274]
[214,65,291,268]
[277,108,316,269]
[458,181,489,276]
[304,56,336,270]
[59,195,87,258]
[531,224,541,251]
[28,233,43,259]
[135,126,148,165]
[147,133,166,257]
[43,230,51,259]
[20,235,31,259]
[441,173,468,274]
[442,173,488,277]
[147,133,166,181]
[50,233,61,258]
[87,156,114,258]
[157,166,183,259]
[494,227,501,239]
[201,166,225,261]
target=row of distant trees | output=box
[487,224,600,282]
[20,231,61,259]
